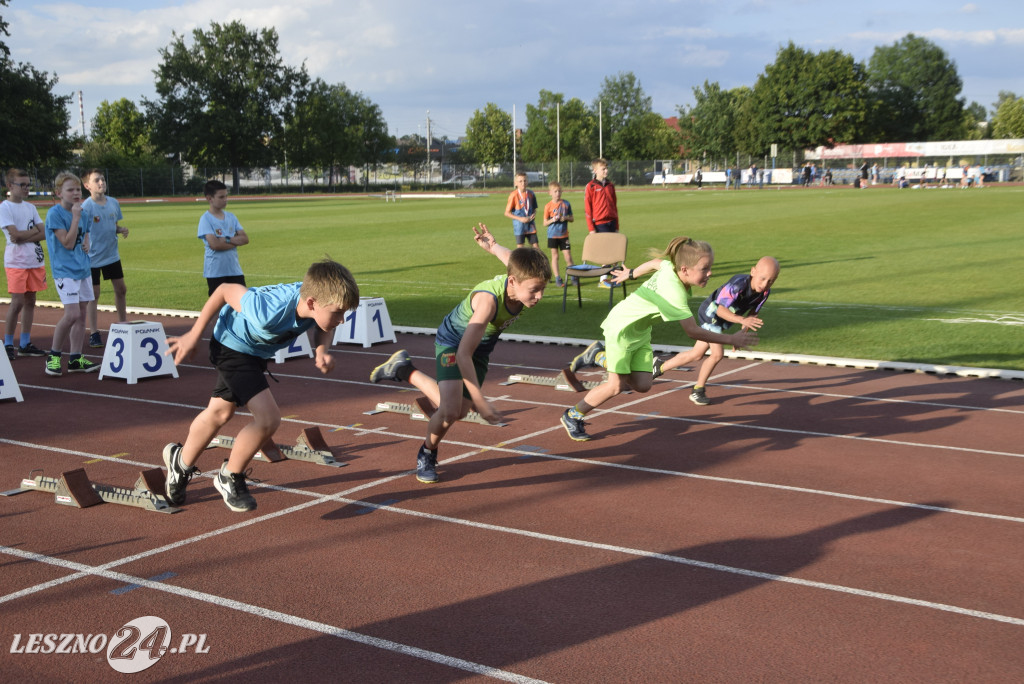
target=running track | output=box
[2,304,1023,682]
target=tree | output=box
[90,98,155,159]
[284,77,391,185]
[678,81,744,162]
[464,103,512,168]
[961,101,989,140]
[747,42,869,154]
[1,0,10,62]
[146,21,302,192]
[866,34,965,142]
[593,71,655,158]
[521,90,597,163]
[991,94,1024,138]
[0,61,73,167]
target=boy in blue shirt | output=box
[655,256,779,405]
[198,180,248,295]
[370,224,551,483]
[163,258,359,512]
[82,169,129,348]
[43,172,99,375]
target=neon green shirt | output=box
[601,259,692,345]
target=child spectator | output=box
[504,171,538,249]
[43,172,99,375]
[654,256,780,405]
[369,224,551,483]
[559,237,759,441]
[81,169,129,348]
[163,258,359,512]
[584,158,620,288]
[1,169,48,360]
[543,181,575,287]
[198,180,249,295]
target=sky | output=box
[5,0,1024,141]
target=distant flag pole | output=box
[556,102,561,183]
[512,104,517,177]
[79,91,86,138]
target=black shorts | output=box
[209,338,270,407]
[207,275,247,296]
[91,260,124,286]
[516,233,539,246]
[547,237,571,251]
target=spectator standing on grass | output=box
[198,180,248,296]
[162,258,359,512]
[504,171,539,250]
[368,224,551,483]
[653,256,779,406]
[557,237,759,442]
[81,169,129,349]
[2,169,48,361]
[543,181,576,287]
[43,172,99,376]
[584,158,621,289]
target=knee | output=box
[252,412,281,436]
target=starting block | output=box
[1,467,180,513]
[0,344,24,402]
[333,297,397,348]
[207,426,346,468]
[274,329,314,363]
[365,396,504,427]
[98,321,179,384]
[500,366,601,392]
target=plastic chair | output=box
[562,232,628,312]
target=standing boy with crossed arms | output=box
[2,169,48,360]
[198,180,249,296]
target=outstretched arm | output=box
[165,283,248,365]
[473,223,512,266]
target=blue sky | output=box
[5,0,1024,140]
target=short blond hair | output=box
[548,181,562,191]
[53,171,82,196]
[300,257,360,311]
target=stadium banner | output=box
[806,139,1024,160]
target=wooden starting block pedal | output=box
[365,396,504,427]
[500,366,601,392]
[1,467,181,514]
[207,427,346,468]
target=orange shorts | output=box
[5,267,48,294]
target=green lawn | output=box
[24,185,1024,370]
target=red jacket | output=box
[584,179,618,232]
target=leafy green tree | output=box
[90,98,155,159]
[991,94,1024,138]
[464,103,512,167]
[146,21,302,192]
[866,34,965,141]
[678,81,744,161]
[960,101,989,140]
[284,77,391,184]
[521,90,597,163]
[747,42,868,154]
[593,71,656,158]
[0,61,73,167]
[1,0,10,61]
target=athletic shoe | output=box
[44,354,62,376]
[88,331,103,348]
[369,349,411,383]
[555,276,564,287]
[416,444,439,484]
[689,387,711,406]
[17,342,46,357]
[598,275,618,289]
[570,341,605,372]
[652,357,664,379]
[5,345,14,361]
[162,443,199,506]
[560,409,592,441]
[214,461,257,512]
[68,356,100,373]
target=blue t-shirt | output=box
[45,204,91,280]
[697,273,771,330]
[82,196,123,268]
[197,210,244,278]
[212,282,315,359]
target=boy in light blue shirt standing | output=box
[197,180,248,295]
[82,169,129,348]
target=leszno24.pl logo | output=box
[10,616,209,674]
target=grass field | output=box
[18,184,1024,370]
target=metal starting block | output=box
[501,366,601,392]
[207,426,346,468]
[2,467,180,514]
[365,396,504,427]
